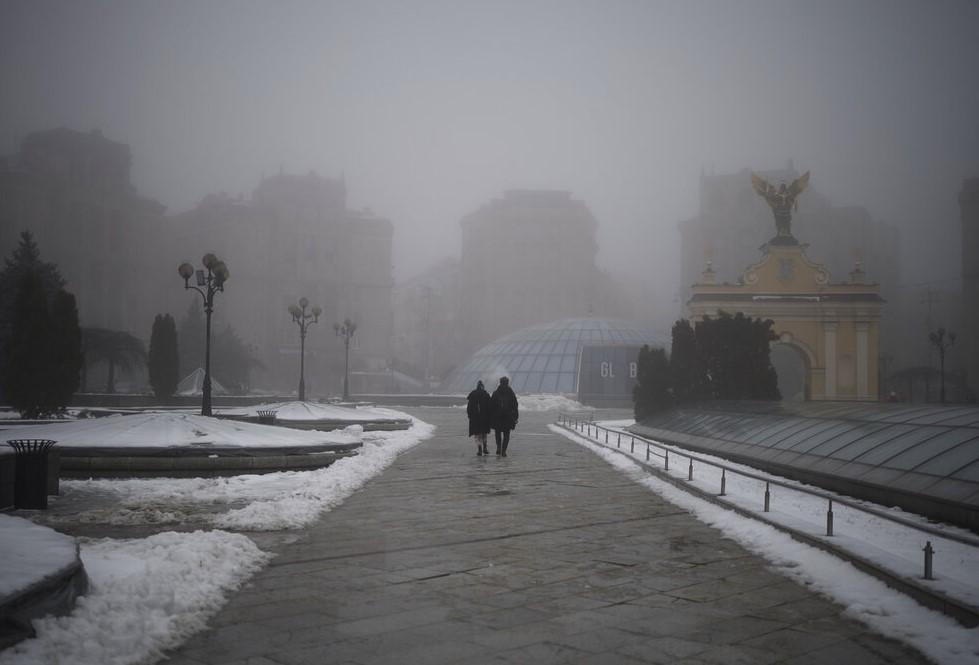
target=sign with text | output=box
[577,345,643,407]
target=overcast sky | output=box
[2,0,977,304]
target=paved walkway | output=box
[165,408,929,665]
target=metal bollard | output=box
[605,430,608,444]
[720,469,726,496]
[665,450,669,471]
[688,458,694,481]
[646,445,650,461]
[617,432,621,448]
[923,541,934,580]
[764,482,770,512]
[630,437,635,453]
[826,499,834,536]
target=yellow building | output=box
[688,241,883,402]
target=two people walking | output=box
[466,377,519,457]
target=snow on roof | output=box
[176,368,230,396]
[0,412,359,449]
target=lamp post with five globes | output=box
[289,298,321,401]
[333,318,357,401]
[177,254,229,416]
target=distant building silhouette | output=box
[0,129,394,395]
[961,178,979,400]
[169,171,394,394]
[0,128,165,334]
[458,189,631,356]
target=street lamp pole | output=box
[289,298,321,401]
[333,318,357,401]
[928,327,956,404]
[178,253,229,416]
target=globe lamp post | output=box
[177,253,229,416]
[333,318,357,400]
[289,297,321,401]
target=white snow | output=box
[517,394,589,412]
[216,400,408,423]
[0,531,269,665]
[45,417,435,531]
[0,515,77,599]
[2,411,435,665]
[553,422,979,665]
[0,412,360,449]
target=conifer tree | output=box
[148,313,180,399]
[633,345,672,420]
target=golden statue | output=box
[752,171,810,240]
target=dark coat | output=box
[490,384,519,431]
[466,387,492,436]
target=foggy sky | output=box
[2,0,977,310]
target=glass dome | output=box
[442,318,668,395]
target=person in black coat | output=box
[490,376,519,456]
[466,380,492,456]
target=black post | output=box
[179,254,228,417]
[202,293,213,416]
[928,327,956,404]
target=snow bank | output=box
[0,516,77,599]
[52,417,436,531]
[0,531,269,665]
[553,424,979,665]
[0,412,359,449]
[518,394,589,412]
[216,400,407,422]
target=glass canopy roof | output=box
[442,318,667,395]
[634,401,979,511]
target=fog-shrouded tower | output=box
[459,189,630,357]
[962,178,979,399]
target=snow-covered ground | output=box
[0,412,360,449]
[517,393,589,412]
[215,400,409,423]
[2,412,435,665]
[0,516,77,599]
[553,421,979,665]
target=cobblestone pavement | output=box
[163,407,930,665]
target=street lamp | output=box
[178,253,229,416]
[333,318,357,400]
[928,327,956,404]
[289,297,321,401]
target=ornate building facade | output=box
[686,171,884,402]
[679,166,903,368]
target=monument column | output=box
[824,321,838,399]
[856,321,870,399]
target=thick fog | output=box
[2,0,977,310]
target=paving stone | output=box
[161,408,931,664]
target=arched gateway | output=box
[687,172,884,402]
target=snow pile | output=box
[518,394,588,412]
[217,400,408,423]
[0,516,77,599]
[553,424,979,665]
[52,418,435,531]
[0,531,269,665]
[0,412,359,449]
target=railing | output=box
[556,413,979,575]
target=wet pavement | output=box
[47,407,934,664]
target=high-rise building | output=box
[0,128,166,336]
[458,189,630,356]
[169,171,394,393]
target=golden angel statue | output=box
[751,171,810,240]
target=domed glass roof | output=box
[443,318,668,395]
